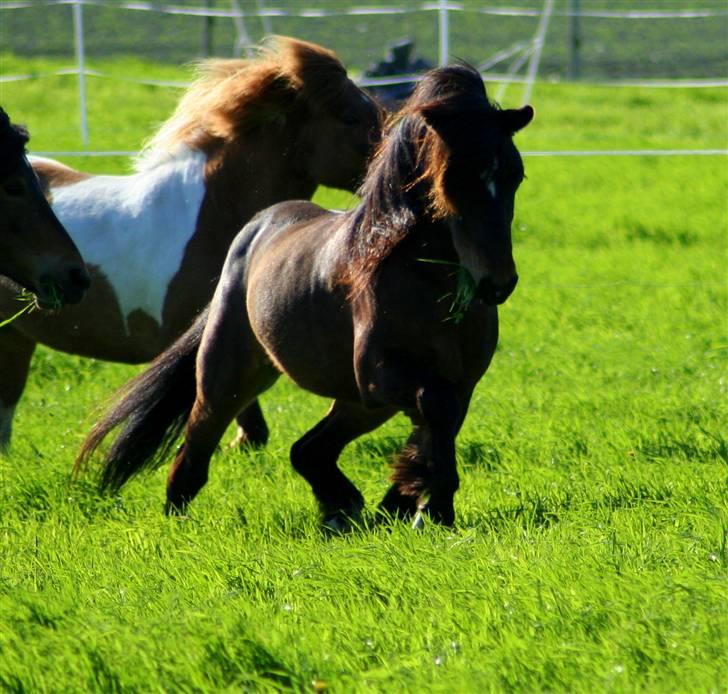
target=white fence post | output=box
[438,0,450,67]
[568,0,582,80]
[523,0,555,105]
[72,0,89,147]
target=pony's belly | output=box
[248,287,359,401]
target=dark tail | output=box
[76,307,209,493]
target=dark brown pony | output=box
[78,64,533,530]
[0,107,88,308]
[0,37,381,449]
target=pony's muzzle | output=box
[477,273,518,306]
[39,264,90,307]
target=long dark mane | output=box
[340,64,496,296]
[0,107,29,176]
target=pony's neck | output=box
[199,130,316,247]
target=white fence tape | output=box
[4,68,726,90]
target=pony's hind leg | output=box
[290,399,395,532]
[165,288,278,514]
[166,360,277,514]
[0,327,36,452]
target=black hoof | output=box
[321,505,363,535]
[378,484,419,520]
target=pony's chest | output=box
[50,155,207,328]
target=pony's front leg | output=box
[0,327,36,452]
[356,347,464,526]
[409,382,462,527]
[290,399,394,532]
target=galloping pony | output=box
[0,37,381,449]
[78,64,533,529]
[0,107,88,309]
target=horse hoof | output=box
[229,429,267,450]
[164,500,190,517]
[323,513,351,534]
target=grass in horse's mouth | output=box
[417,257,477,324]
[36,283,65,311]
[450,265,478,324]
[0,286,63,328]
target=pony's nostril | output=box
[69,266,91,290]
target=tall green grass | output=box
[0,56,726,691]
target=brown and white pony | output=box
[78,64,533,530]
[0,107,88,308]
[0,37,382,450]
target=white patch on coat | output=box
[487,181,497,198]
[32,149,207,329]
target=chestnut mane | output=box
[341,64,496,296]
[135,36,350,171]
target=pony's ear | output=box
[418,103,448,132]
[501,105,534,134]
[419,101,458,139]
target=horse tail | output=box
[76,307,209,493]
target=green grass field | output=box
[1,55,727,692]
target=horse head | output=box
[0,108,89,307]
[414,65,533,305]
[135,38,382,194]
[283,39,383,191]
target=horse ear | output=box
[419,101,457,138]
[502,105,534,134]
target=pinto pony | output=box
[78,64,533,529]
[0,107,88,309]
[0,37,381,449]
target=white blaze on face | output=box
[34,149,207,330]
[450,218,490,285]
[482,157,499,200]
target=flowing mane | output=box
[135,36,349,171]
[341,63,496,296]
